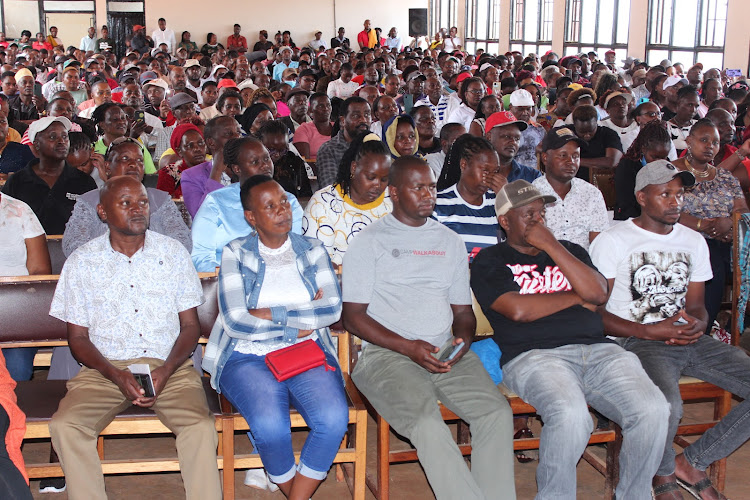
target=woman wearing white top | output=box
[446,77,486,131]
[0,193,51,382]
[442,27,462,52]
[598,90,640,154]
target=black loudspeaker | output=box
[409,8,428,37]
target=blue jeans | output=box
[218,342,348,482]
[502,343,669,500]
[619,335,750,476]
[2,348,38,381]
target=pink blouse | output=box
[292,122,333,160]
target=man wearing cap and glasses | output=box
[591,159,750,500]
[470,178,669,500]
[661,75,689,122]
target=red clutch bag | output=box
[265,339,337,382]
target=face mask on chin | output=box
[284,80,296,86]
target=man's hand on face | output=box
[524,220,558,252]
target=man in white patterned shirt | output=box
[48,176,221,500]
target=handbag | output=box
[265,339,336,382]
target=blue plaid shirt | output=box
[202,231,342,390]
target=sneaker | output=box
[39,477,66,493]
[266,473,279,493]
[244,469,268,490]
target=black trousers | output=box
[0,405,32,500]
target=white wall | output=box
[143,0,427,51]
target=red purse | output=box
[265,339,337,382]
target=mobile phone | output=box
[492,81,501,95]
[128,363,155,397]
[33,85,43,98]
[135,110,145,122]
[437,338,464,362]
[726,69,742,78]
[565,69,572,78]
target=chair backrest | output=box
[197,272,219,337]
[0,272,220,345]
[46,236,66,275]
[0,276,65,343]
[472,291,494,337]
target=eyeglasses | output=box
[105,136,140,159]
[640,111,662,118]
[467,89,485,95]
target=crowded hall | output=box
[1,0,750,498]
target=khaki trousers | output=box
[49,357,221,500]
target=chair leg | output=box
[377,414,390,500]
[222,417,235,500]
[605,425,622,500]
[353,411,367,500]
[97,436,104,460]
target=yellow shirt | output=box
[7,128,21,143]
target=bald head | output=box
[98,176,150,236]
[705,108,732,123]
[388,155,431,187]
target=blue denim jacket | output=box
[203,231,342,391]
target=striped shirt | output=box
[433,185,498,262]
[416,94,451,133]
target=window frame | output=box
[563,0,629,55]
[508,0,554,57]
[645,0,727,68]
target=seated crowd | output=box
[1,16,750,500]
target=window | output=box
[464,0,501,55]
[509,0,554,58]
[564,0,631,62]
[646,0,727,70]
[429,0,459,43]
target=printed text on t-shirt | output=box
[507,264,572,294]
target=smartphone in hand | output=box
[128,363,155,397]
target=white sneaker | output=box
[244,469,268,490]
[266,473,280,493]
[39,477,66,493]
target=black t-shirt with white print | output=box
[470,240,611,366]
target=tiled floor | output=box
[23,399,750,500]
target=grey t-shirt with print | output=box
[342,213,471,348]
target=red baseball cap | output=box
[605,50,616,55]
[456,71,473,83]
[485,111,528,134]
[217,79,238,89]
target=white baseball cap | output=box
[28,117,72,143]
[509,89,535,107]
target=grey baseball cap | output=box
[634,159,695,194]
[495,179,556,216]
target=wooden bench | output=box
[0,273,226,482]
[1,272,366,500]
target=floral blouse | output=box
[682,167,743,221]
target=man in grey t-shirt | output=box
[342,157,515,500]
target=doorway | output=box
[107,12,145,59]
[45,13,94,49]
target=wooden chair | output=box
[1,273,227,482]
[218,329,368,500]
[45,235,66,275]
[360,293,620,500]
[590,168,616,210]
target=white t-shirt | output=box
[0,194,45,276]
[599,118,640,155]
[443,37,461,52]
[590,220,712,326]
